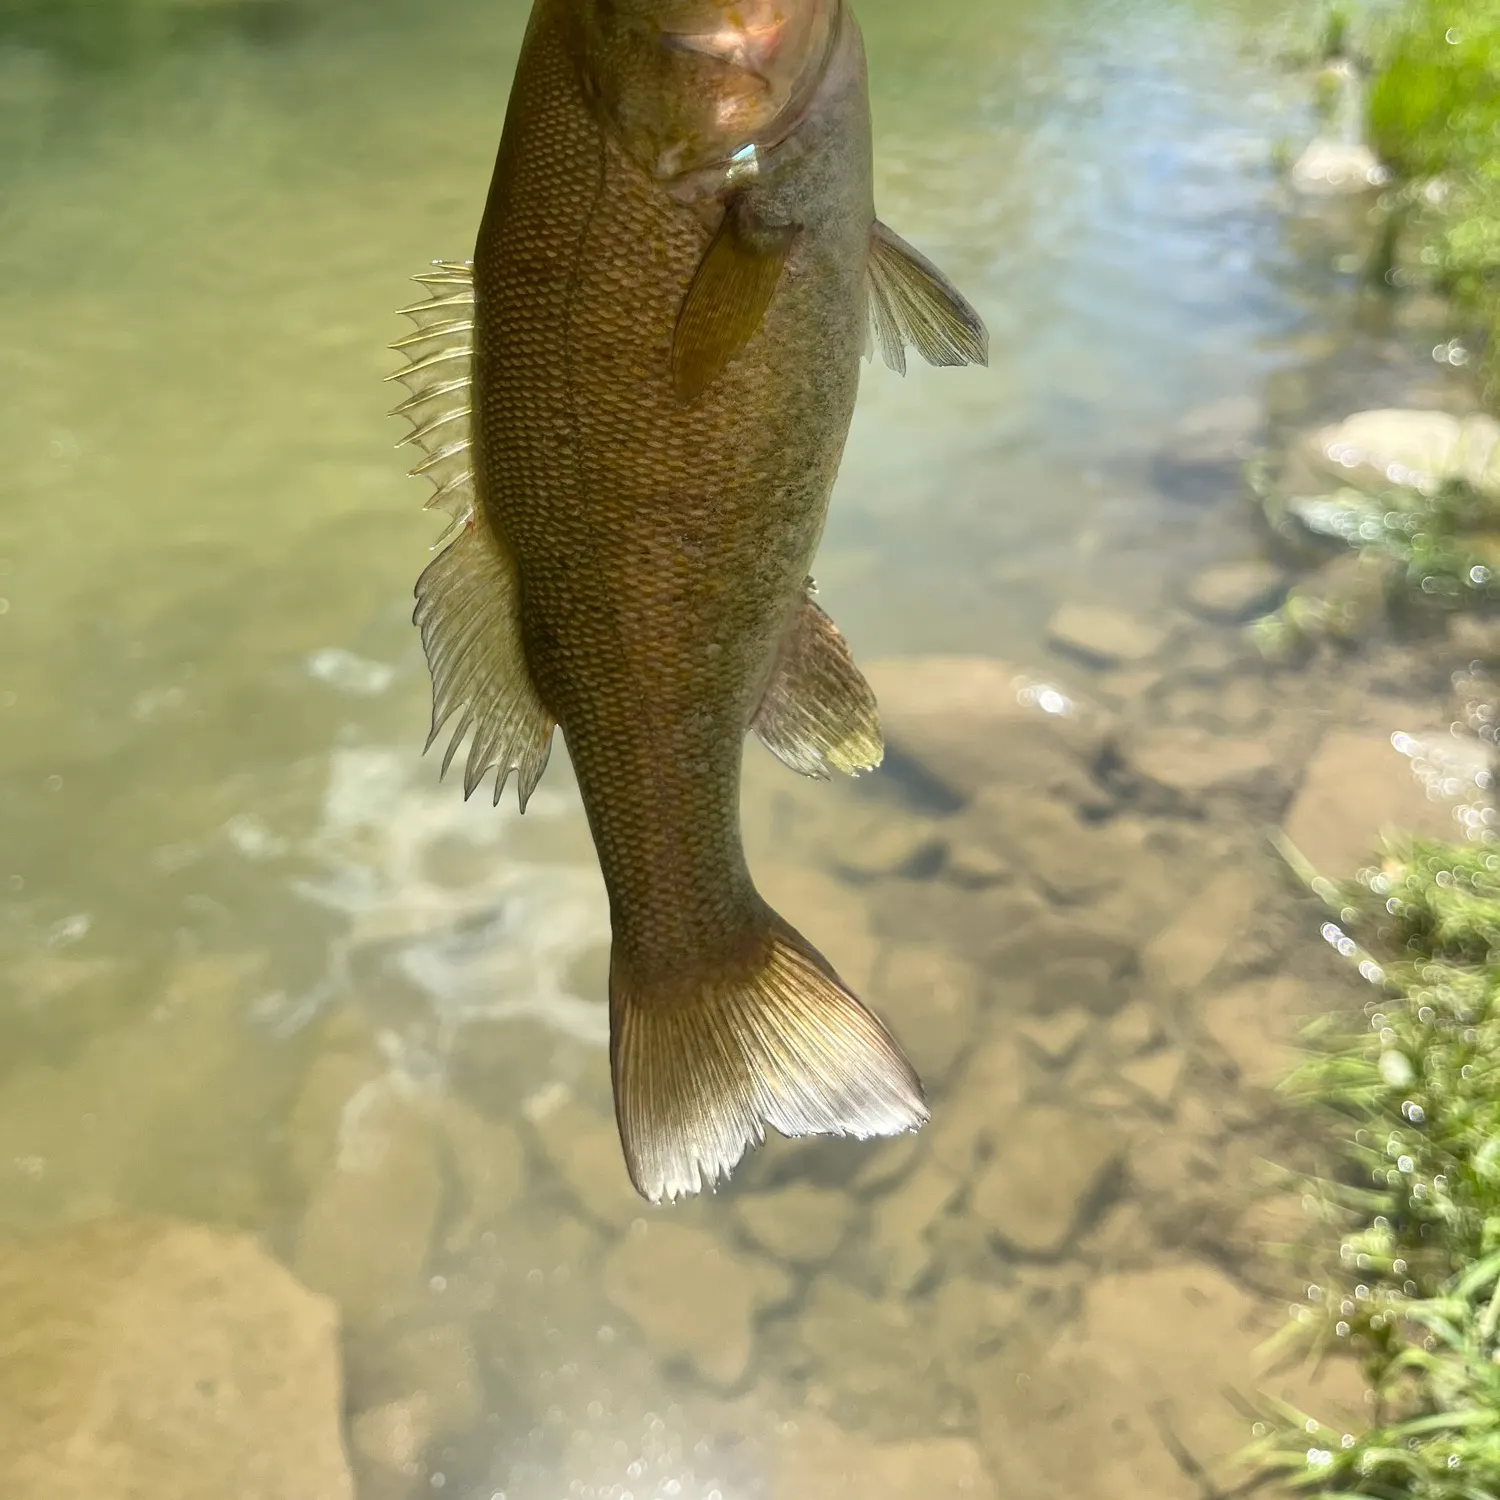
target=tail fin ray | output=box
[610,914,927,1202]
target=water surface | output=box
[0,2,1459,1496]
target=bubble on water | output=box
[46,912,91,948]
[306,647,396,697]
[225,814,289,861]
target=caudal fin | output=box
[609,910,928,1203]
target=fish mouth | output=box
[654,0,843,184]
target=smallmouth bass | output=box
[390,0,987,1201]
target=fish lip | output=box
[653,0,844,189]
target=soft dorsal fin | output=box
[865,220,989,376]
[752,580,883,779]
[390,261,557,810]
[673,197,798,402]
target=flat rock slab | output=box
[1046,605,1168,668]
[604,1221,790,1388]
[293,1083,442,1329]
[1128,726,1279,809]
[1290,137,1385,194]
[866,656,1112,805]
[0,1216,352,1500]
[1141,865,1261,995]
[1184,560,1286,622]
[1283,726,1479,876]
[733,1183,854,1266]
[970,1104,1121,1256]
[1306,408,1500,498]
[775,1413,996,1500]
[971,1262,1366,1500]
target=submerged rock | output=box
[1140,865,1262,996]
[866,942,981,1087]
[0,953,293,1234]
[529,1097,641,1230]
[1289,138,1386,194]
[1017,1008,1092,1066]
[968,789,1121,904]
[774,1413,997,1500]
[790,1279,953,1437]
[349,1321,483,1443]
[1046,605,1168,669]
[734,1183,854,1267]
[866,656,1111,805]
[603,1221,791,1388]
[0,1216,352,1500]
[1126,726,1281,812]
[968,1258,1359,1500]
[969,1104,1121,1256]
[865,1160,964,1296]
[1118,1048,1185,1112]
[436,1099,526,1252]
[1305,408,1500,498]
[925,1031,1029,1178]
[293,1083,442,1330]
[350,1395,431,1500]
[1184,560,1286,622]
[1283,725,1482,876]
[1199,974,1315,1089]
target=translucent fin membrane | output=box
[394,259,557,810]
[387,261,477,542]
[610,911,927,1203]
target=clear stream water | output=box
[0,1,1474,1497]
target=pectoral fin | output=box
[673,197,797,402]
[753,582,883,778]
[866,219,989,376]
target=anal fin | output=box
[753,581,883,779]
[866,219,989,376]
[414,513,556,810]
[673,196,797,402]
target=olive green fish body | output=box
[474,0,870,972]
[395,0,989,1200]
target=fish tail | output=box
[608,905,928,1203]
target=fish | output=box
[389,0,988,1202]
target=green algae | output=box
[1248,467,1500,660]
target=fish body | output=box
[392,0,987,1200]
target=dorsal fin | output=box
[389,260,558,811]
[386,260,477,543]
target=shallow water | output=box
[0,2,1480,1497]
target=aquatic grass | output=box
[1363,0,1500,399]
[1238,832,1500,1497]
[1247,471,1500,658]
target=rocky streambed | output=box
[8,549,1495,1498]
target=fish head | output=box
[577,0,842,183]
